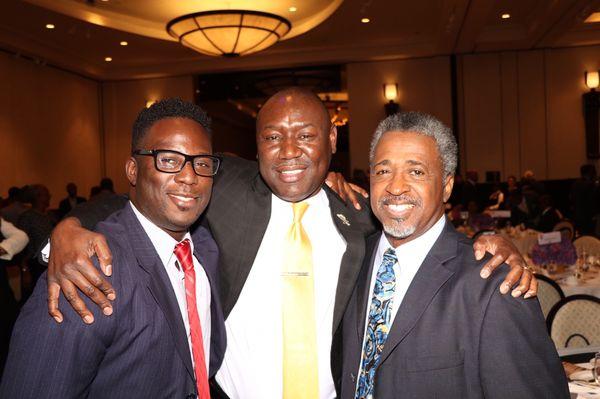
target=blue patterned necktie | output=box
[356,248,397,399]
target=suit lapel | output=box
[378,221,459,365]
[121,204,196,382]
[223,173,271,317]
[327,188,368,335]
[355,234,381,341]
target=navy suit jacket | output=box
[1,204,226,398]
[340,221,569,399]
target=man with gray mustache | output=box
[341,111,568,399]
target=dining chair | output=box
[546,295,600,349]
[573,235,600,255]
[553,220,575,241]
[535,274,565,319]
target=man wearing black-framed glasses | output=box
[1,99,226,398]
[132,149,220,177]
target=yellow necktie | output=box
[282,202,319,399]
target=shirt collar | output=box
[376,214,446,261]
[270,188,329,212]
[130,201,193,267]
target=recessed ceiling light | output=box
[120,41,128,46]
[45,24,55,29]
[104,57,112,62]
[289,6,297,12]
[361,18,370,23]
[501,13,511,19]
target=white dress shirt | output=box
[0,217,29,261]
[131,202,211,371]
[357,215,446,382]
[216,189,346,399]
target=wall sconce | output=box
[146,100,157,108]
[583,71,599,158]
[585,71,599,90]
[383,83,400,116]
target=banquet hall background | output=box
[1,0,600,393]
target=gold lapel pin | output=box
[336,213,351,226]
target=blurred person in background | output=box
[1,187,29,225]
[17,184,54,300]
[535,194,563,233]
[58,183,86,219]
[0,217,28,377]
[570,164,599,236]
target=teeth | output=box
[280,170,303,175]
[387,204,414,212]
[171,194,195,202]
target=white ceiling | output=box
[1,0,599,80]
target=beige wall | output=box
[102,75,195,194]
[458,45,599,181]
[347,57,453,172]
[0,52,101,207]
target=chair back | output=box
[553,220,575,241]
[573,235,600,255]
[535,274,565,319]
[547,295,600,349]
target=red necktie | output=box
[174,239,210,399]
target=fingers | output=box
[93,235,113,277]
[47,279,63,323]
[77,264,115,313]
[348,183,369,199]
[524,275,538,298]
[509,267,532,297]
[343,182,362,210]
[479,253,504,279]
[473,241,486,261]
[61,278,95,324]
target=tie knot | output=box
[292,202,309,224]
[174,238,193,272]
[383,248,397,263]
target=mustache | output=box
[377,194,421,208]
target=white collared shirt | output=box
[130,202,211,371]
[357,215,446,384]
[216,189,346,399]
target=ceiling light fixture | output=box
[584,12,600,23]
[501,13,511,19]
[45,24,55,29]
[104,57,112,62]
[167,10,291,57]
[361,18,370,23]
[120,41,128,46]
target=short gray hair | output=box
[369,111,457,177]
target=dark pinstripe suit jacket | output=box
[1,203,226,399]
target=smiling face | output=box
[256,89,337,202]
[126,117,212,240]
[370,131,454,247]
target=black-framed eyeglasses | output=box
[133,149,220,177]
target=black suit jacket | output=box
[1,204,226,398]
[58,196,86,218]
[341,221,569,399]
[204,156,377,391]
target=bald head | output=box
[255,87,337,202]
[257,87,330,132]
